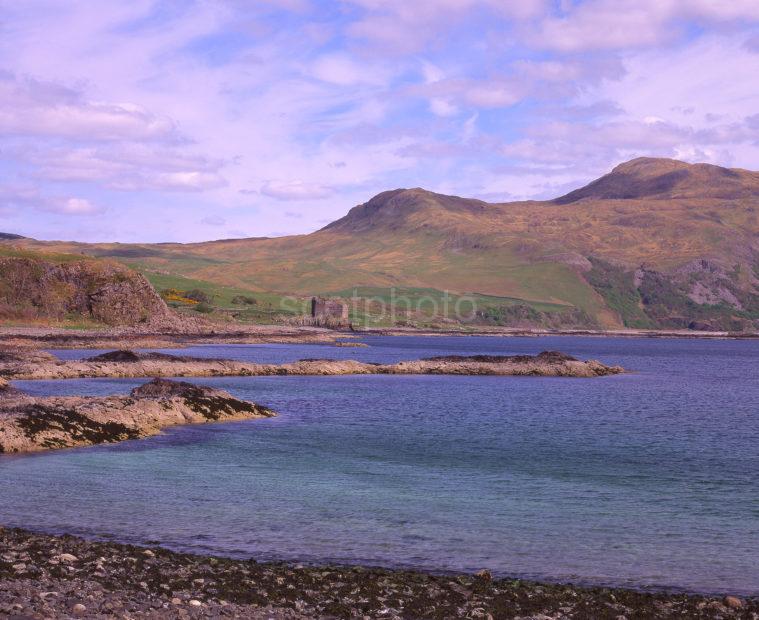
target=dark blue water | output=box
[2,336,758,595]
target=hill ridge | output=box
[322,187,490,233]
[555,157,759,204]
[3,157,759,332]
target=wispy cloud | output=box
[0,186,103,217]
[259,180,335,201]
[0,71,178,141]
[200,215,226,226]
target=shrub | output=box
[185,288,211,303]
[231,295,257,305]
[160,288,198,305]
[194,302,214,314]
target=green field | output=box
[140,271,310,323]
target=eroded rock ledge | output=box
[1,349,624,381]
[0,378,275,454]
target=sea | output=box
[1,335,757,595]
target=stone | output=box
[72,603,87,615]
[188,599,202,607]
[725,596,744,609]
[171,598,183,605]
[142,549,155,558]
[475,569,492,581]
[11,563,26,572]
[58,553,78,563]
[708,601,727,613]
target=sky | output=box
[1,0,759,243]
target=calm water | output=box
[2,336,758,595]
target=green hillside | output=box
[4,158,759,331]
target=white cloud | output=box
[421,60,445,84]
[310,53,388,86]
[259,180,335,201]
[430,98,459,117]
[116,170,227,192]
[345,0,547,53]
[745,34,759,53]
[681,0,759,21]
[0,186,103,217]
[0,71,178,141]
[532,0,759,52]
[200,215,226,226]
[488,34,759,193]
[414,77,529,110]
[590,37,759,129]
[1,0,759,241]
[58,198,99,215]
[6,142,227,193]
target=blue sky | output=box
[1,0,759,242]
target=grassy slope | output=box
[139,231,615,325]
[5,159,759,328]
[0,244,97,264]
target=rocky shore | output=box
[0,324,345,351]
[0,348,619,454]
[0,378,275,454]
[0,349,623,381]
[0,528,755,619]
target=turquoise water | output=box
[2,336,758,594]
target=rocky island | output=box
[0,378,275,454]
[0,347,622,454]
[0,349,623,381]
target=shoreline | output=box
[359,326,759,340]
[0,527,754,619]
[1,324,757,353]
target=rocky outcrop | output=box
[85,350,208,363]
[424,350,578,363]
[0,378,275,454]
[0,349,624,381]
[585,256,759,331]
[0,255,177,327]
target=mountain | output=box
[4,158,759,331]
[554,157,759,203]
[322,188,490,233]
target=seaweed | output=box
[423,351,578,363]
[16,404,140,445]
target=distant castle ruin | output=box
[311,297,349,320]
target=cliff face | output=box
[0,254,174,326]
